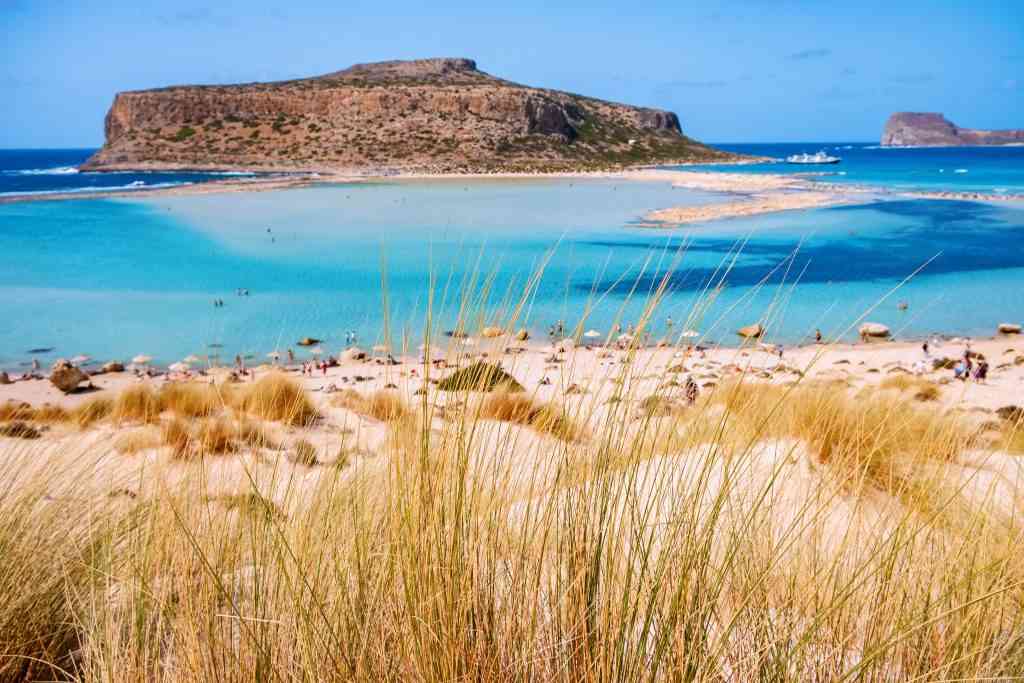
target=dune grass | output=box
[0,362,1021,680]
[332,388,408,422]
[478,390,580,441]
[235,372,318,426]
[111,384,163,424]
[880,374,941,401]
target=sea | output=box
[1,145,1022,371]
[0,149,254,198]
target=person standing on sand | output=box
[288,348,295,364]
[815,329,822,343]
[685,376,699,405]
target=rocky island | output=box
[82,58,733,174]
[881,112,1024,147]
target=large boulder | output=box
[859,322,891,339]
[736,324,763,339]
[49,359,88,394]
[997,323,1021,335]
[0,372,10,385]
[98,361,125,374]
[340,347,367,362]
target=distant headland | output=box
[82,57,736,174]
[881,112,1024,147]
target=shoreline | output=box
[2,332,1021,417]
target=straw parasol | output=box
[583,330,602,339]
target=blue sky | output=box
[2,0,1021,147]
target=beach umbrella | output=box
[183,354,201,363]
[132,354,153,365]
[70,354,91,365]
[168,362,190,373]
[583,330,602,339]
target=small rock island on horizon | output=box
[82,57,734,174]
[881,112,1024,147]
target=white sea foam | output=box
[954,168,968,174]
[0,181,191,197]
[2,165,80,176]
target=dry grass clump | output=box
[208,492,284,520]
[479,391,579,441]
[162,418,193,459]
[236,372,318,426]
[332,389,408,422]
[111,385,163,424]
[70,396,113,429]
[0,421,41,439]
[162,418,252,458]
[194,418,239,455]
[0,401,68,423]
[290,439,319,466]
[159,416,279,459]
[159,382,226,418]
[114,426,162,454]
[880,374,941,401]
[702,379,971,495]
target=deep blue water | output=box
[0,149,255,197]
[684,143,1024,194]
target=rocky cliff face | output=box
[881,112,1024,147]
[84,58,730,172]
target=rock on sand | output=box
[997,323,1021,335]
[49,359,88,394]
[859,322,891,339]
[736,324,764,339]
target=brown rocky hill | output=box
[82,58,733,173]
[881,112,1024,147]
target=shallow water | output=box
[1,176,1022,370]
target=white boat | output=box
[785,150,841,165]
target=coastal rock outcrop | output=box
[881,113,1024,147]
[997,323,1021,335]
[49,359,88,394]
[859,322,891,340]
[736,324,764,339]
[82,57,731,173]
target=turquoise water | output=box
[1,174,1023,371]
[684,143,1024,194]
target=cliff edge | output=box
[881,112,1024,147]
[83,58,733,173]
